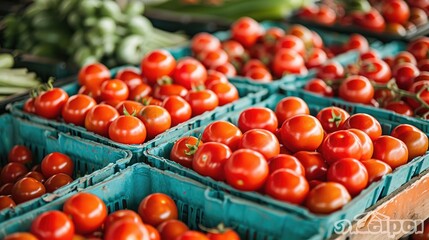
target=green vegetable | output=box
[124,0,145,16]
[116,35,146,65]
[95,17,117,35]
[0,54,14,69]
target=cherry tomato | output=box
[244,67,272,82]
[104,219,149,240]
[384,101,414,117]
[109,115,147,144]
[208,82,239,106]
[231,17,263,48]
[306,48,328,69]
[199,49,229,69]
[239,129,280,160]
[116,100,144,115]
[238,107,278,133]
[407,81,429,110]
[145,224,161,240]
[191,33,221,54]
[268,154,305,176]
[275,96,309,126]
[138,105,171,140]
[23,171,45,183]
[382,0,410,24]
[8,145,32,165]
[0,195,15,210]
[78,85,101,103]
[287,25,313,49]
[304,78,334,97]
[153,84,188,101]
[224,149,269,191]
[78,63,110,90]
[241,59,266,75]
[353,8,386,32]
[0,183,14,195]
[138,193,178,227]
[345,34,370,53]
[41,152,73,178]
[205,70,228,89]
[23,98,36,113]
[44,173,73,193]
[407,37,429,61]
[177,231,209,240]
[342,113,382,141]
[280,115,324,153]
[327,158,368,196]
[173,58,207,90]
[361,159,392,183]
[129,83,152,101]
[63,192,107,234]
[85,104,119,137]
[141,50,176,86]
[35,88,69,119]
[222,40,247,61]
[104,210,143,231]
[348,129,374,161]
[193,142,232,181]
[206,228,240,240]
[115,67,144,91]
[213,63,237,77]
[1,162,28,184]
[62,94,97,126]
[100,79,129,102]
[339,75,374,104]
[265,169,309,204]
[157,219,189,240]
[201,120,242,150]
[316,61,345,80]
[294,151,328,181]
[360,49,380,62]
[410,7,429,27]
[306,182,351,214]
[316,4,337,25]
[4,232,38,240]
[322,130,363,165]
[12,177,45,204]
[373,135,409,169]
[316,107,350,133]
[31,210,75,240]
[393,51,417,66]
[185,89,219,117]
[275,35,305,57]
[394,62,420,90]
[162,96,192,127]
[359,58,392,84]
[272,49,306,77]
[170,136,203,168]
[391,124,428,161]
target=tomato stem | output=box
[184,134,202,156]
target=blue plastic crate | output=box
[0,114,132,222]
[9,68,267,163]
[166,21,384,93]
[145,88,429,239]
[0,164,324,240]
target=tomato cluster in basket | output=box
[170,96,428,214]
[0,145,74,210]
[304,36,429,119]
[189,17,372,82]
[3,192,240,240]
[296,0,428,36]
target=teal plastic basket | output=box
[0,164,324,240]
[145,87,429,239]
[9,68,267,163]
[0,114,132,222]
[166,21,383,93]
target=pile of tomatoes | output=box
[189,17,371,82]
[2,192,239,240]
[0,145,74,211]
[304,36,429,118]
[170,95,428,214]
[296,0,428,36]
[23,49,241,144]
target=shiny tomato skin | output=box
[391,124,428,160]
[316,61,345,80]
[213,63,237,77]
[78,85,102,103]
[138,193,178,227]
[224,149,269,191]
[198,49,229,69]
[384,101,414,117]
[177,231,209,240]
[191,33,221,54]
[265,169,309,204]
[382,0,410,24]
[407,81,429,110]
[23,98,36,113]
[12,176,46,204]
[239,129,280,160]
[63,192,108,234]
[280,115,324,153]
[145,224,161,240]
[275,35,306,57]
[104,219,149,240]
[272,49,306,77]
[41,152,74,178]
[170,136,203,168]
[361,159,392,183]
[201,120,242,150]
[23,171,45,183]
[373,135,409,169]
[185,89,219,117]
[108,115,147,144]
[0,195,15,211]
[306,48,328,69]
[116,100,144,115]
[129,83,152,101]
[208,82,239,106]
[393,62,420,90]
[162,96,192,127]
[100,79,129,102]
[138,105,171,140]
[85,104,119,137]
[327,158,369,196]
[0,183,14,195]
[346,34,370,53]
[205,70,228,89]
[305,182,351,214]
[316,107,350,133]
[62,94,97,126]
[206,229,240,240]
[44,173,73,193]
[275,96,309,125]
[157,219,189,240]
[353,9,386,33]
[115,67,144,90]
[104,209,142,231]
[231,17,263,48]
[153,84,188,101]
[244,67,273,82]
[294,151,328,181]
[358,58,392,84]
[4,232,38,240]
[173,58,207,90]
[342,113,382,141]
[78,63,110,89]
[8,145,32,165]
[348,129,374,161]
[237,107,278,133]
[303,78,334,97]
[268,154,305,176]
[1,162,28,184]
[31,210,75,240]
[193,142,232,181]
[321,130,363,165]
[35,88,69,119]
[339,75,374,104]
[141,50,176,86]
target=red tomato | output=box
[287,25,313,49]
[153,84,188,101]
[145,224,160,240]
[316,107,350,133]
[193,142,232,181]
[342,113,382,141]
[115,67,143,91]
[104,210,142,231]
[116,100,144,115]
[199,49,229,69]
[34,88,69,119]
[141,50,176,86]
[206,229,240,240]
[213,63,237,77]
[382,0,410,24]
[407,81,429,110]
[359,58,392,84]
[303,78,334,97]
[62,94,97,126]
[348,129,374,161]
[361,159,392,183]
[0,195,15,211]
[265,169,309,204]
[345,34,370,53]
[384,101,414,117]
[359,50,380,62]
[407,37,429,61]
[280,115,324,153]
[177,231,209,240]
[353,8,386,32]
[78,63,110,90]
[205,70,228,89]
[294,151,328,181]
[244,67,273,82]
[109,115,147,144]
[268,154,305,176]
[231,17,263,48]
[191,33,221,54]
[306,48,328,69]
[239,129,280,160]
[275,96,309,125]
[394,62,420,90]
[100,79,129,102]
[63,192,107,234]
[8,145,32,165]
[170,136,203,168]
[272,49,307,77]
[173,58,207,90]
[1,162,28,184]
[23,98,36,113]
[138,193,178,227]
[12,177,46,204]
[305,182,351,214]
[316,61,345,80]
[78,85,101,103]
[201,120,242,150]
[373,136,409,169]
[44,173,73,193]
[41,152,74,178]
[208,82,239,106]
[185,89,219,117]
[275,35,305,57]
[238,107,278,133]
[221,40,246,60]
[128,83,152,101]
[85,104,119,137]
[0,183,14,195]
[241,59,266,75]
[322,130,363,165]
[104,220,149,240]
[162,96,192,127]
[31,210,75,240]
[316,4,336,25]
[224,149,269,191]
[4,232,38,240]
[339,75,374,104]
[391,124,428,160]
[394,51,417,66]
[138,105,171,140]
[23,171,45,183]
[157,220,189,240]
[327,158,368,196]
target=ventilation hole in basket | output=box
[122,199,128,209]
[114,201,120,211]
[107,205,113,213]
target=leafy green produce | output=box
[2,0,187,67]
